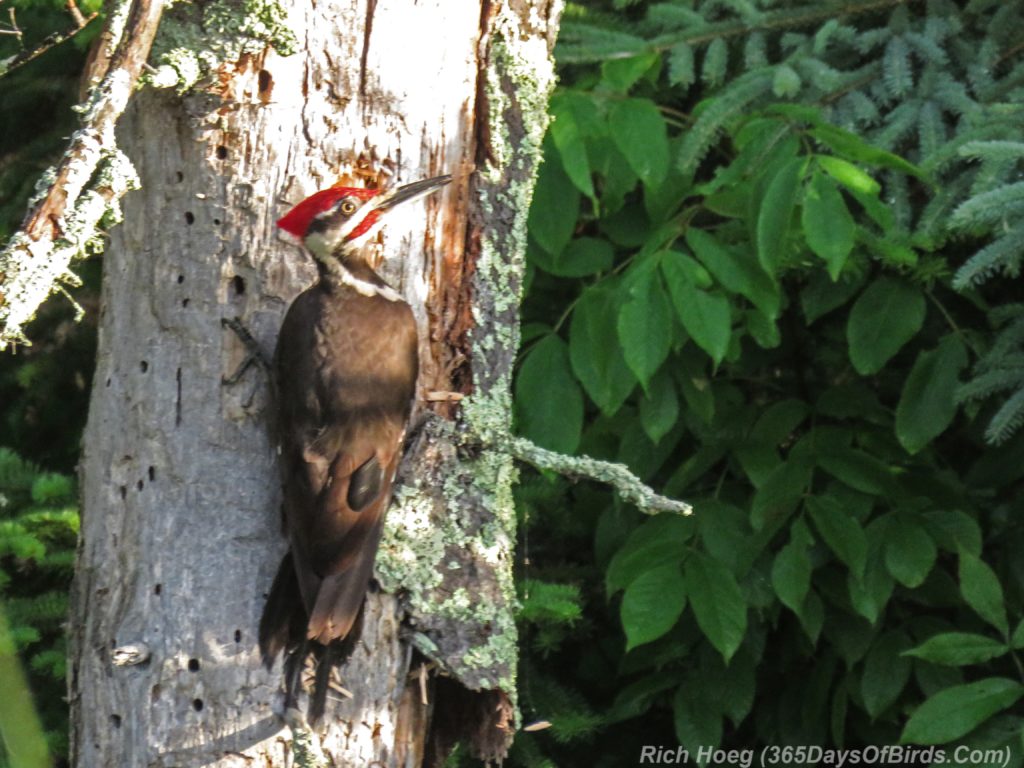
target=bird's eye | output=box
[339,199,358,215]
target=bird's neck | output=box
[316,252,404,303]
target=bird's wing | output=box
[295,418,405,643]
[272,288,417,645]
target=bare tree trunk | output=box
[69,1,561,765]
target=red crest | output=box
[276,186,379,237]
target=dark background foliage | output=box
[3,0,1024,765]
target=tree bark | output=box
[69,0,561,765]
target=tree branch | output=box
[0,10,97,79]
[506,436,693,516]
[0,0,164,348]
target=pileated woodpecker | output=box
[258,174,451,719]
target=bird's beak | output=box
[373,175,452,213]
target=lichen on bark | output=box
[148,0,297,90]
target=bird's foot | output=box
[221,316,270,385]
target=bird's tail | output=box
[258,552,306,669]
[258,551,367,722]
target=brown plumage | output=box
[258,175,449,720]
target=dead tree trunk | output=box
[69,1,561,765]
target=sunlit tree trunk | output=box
[69,0,561,764]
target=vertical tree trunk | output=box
[69,1,561,765]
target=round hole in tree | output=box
[258,70,272,93]
[110,714,122,729]
[188,658,200,672]
[148,466,155,482]
[136,479,144,491]
[140,361,149,373]
[175,171,184,183]
[234,629,242,643]
[154,583,162,596]
[185,211,195,225]
[216,146,228,160]
[231,276,246,296]
[182,298,190,308]
[192,698,204,712]
[177,274,185,284]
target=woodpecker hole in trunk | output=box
[258,69,272,94]
[187,658,200,672]
[230,275,246,296]
[191,698,203,712]
[184,211,194,225]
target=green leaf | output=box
[549,97,595,200]
[515,335,583,453]
[802,171,855,279]
[901,679,1024,745]
[640,369,679,444]
[685,551,748,663]
[816,155,881,196]
[662,255,731,365]
[847,525,895,624]
[751,458,812,531]
[923,510,982,556]
[896,336,969,454]
[686,229,779,318]
[601,52,659,92]
[756,156,806,276]
[847,278,926,375]
[801,271,865,324]
[862,630,913,718]
[609,98,669,188]
[528,142,581,256]
[904,633,1009,667]
[772,534,812,614]
[674,683,722,755]
[606,514,694,593]
[885,515,937,589]
[621,564,687,650]
[807,496,867,579]
[817,447,894,496]
[617,267,673,389]
[570,285,637,415]
[810,123,925,179]
[532,236,615,278]
[745,309,780,349]
[751,399,809,446]
[959,550,1009,636]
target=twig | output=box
[0,0,165,347]
[66,0,87,28]
[506,436,693,516]
[0,12,98,79]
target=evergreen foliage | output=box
[0,448,78,764]
[512,0,1024,763]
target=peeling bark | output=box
[70,0,561,765]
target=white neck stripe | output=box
[323,260,403,302]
